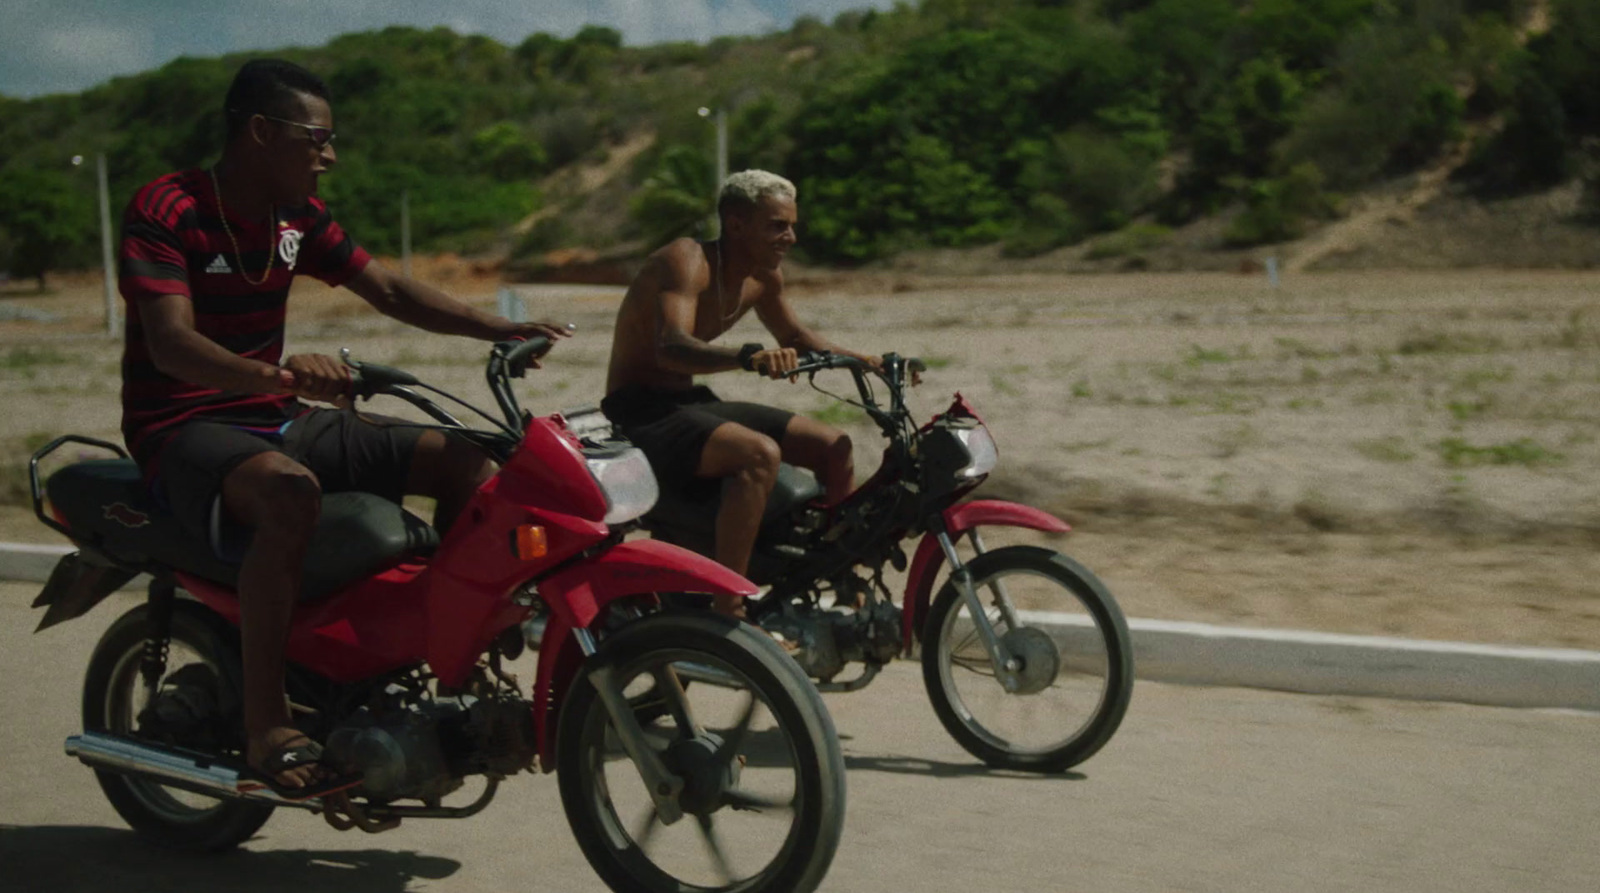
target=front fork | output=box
[573,628,689,825]
[935,526,1025,693]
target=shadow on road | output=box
[0,824,460,893]
[842,752,1087,781]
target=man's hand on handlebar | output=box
[505,321,574,369]
[750,347,800,379]
[280,353,353,404]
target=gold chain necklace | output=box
[209,166,276,286]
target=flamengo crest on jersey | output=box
[278,227,302,270]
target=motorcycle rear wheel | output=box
[557,611,846,893]
[82,603,274,851]
[922,545,1133,772]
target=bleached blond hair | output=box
[718,169,797,219]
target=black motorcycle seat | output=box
[645,462,823,539]
[46,459,439,602]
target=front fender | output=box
[537,538,758,630]
[900,500,1070,651]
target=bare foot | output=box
[248,727,324,790]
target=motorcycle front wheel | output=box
[82,602,274,851]
[557,611,846,893]
[922,545,1133,773]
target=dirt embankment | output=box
[4,269,1599,650]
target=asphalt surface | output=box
[1,583,1596,893]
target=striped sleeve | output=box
[119,181,192,303]
[300,201,371,287]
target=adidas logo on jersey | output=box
[205,255,233,275]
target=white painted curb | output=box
[0,541,77,583]
[5,541,1598,711]
[0,541,145,591]
[1021,611,1600,713]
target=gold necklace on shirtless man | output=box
[601,171,880,617]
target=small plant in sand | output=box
[1,346,70,373]
[1355,436,1416,463]
[1435,438,1563,468]
[808,402,856,426]
[1396,330,1504,355]
[1206,422,1259,458]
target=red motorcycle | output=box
[598,352,1133,773]
[28,337,845,893]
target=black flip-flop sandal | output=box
[237,738,362,802]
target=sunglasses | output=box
[255,113,336,149]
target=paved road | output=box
[1,583,1596,893]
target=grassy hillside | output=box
[1,0,1596,285]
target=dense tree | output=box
[0,167,95,288]
[0,0,1590,270]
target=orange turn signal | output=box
[513,524,548,560]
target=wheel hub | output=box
[1001,627,1060,695]
[661,732,740,816]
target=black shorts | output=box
[600,384,794,495]
[150,408,426,554]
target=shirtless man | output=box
[602,170,876,616]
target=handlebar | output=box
[345,360,420,400]
[499,336,553,378]
[790,351,924,380]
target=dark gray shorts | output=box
[151,408,426,551]
[600,384,794,495]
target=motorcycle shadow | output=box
[842,754,1087,781]
[0,824,459,893]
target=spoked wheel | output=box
[82,602,274,851]
[921,545,1133,773]
[557,611,845,893]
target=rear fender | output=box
[529,538,758,765]
[900,500,1070,651]
[31,551,138,633]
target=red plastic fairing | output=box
[899,500,1070,651]
[178,564,432,682]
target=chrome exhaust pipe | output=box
[65,731,318,809]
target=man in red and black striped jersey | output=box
[119,59,570,793]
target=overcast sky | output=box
[1,0,898,99]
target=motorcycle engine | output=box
[762,600,902,682]
[324,689,537,805]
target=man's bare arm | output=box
[652,249,747,374]
[345,261,571,342]
[754,275,877,366]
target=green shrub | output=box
[1086,222,1172,259]
[1223,162,1337,246]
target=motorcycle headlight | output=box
[955,424,998,478]
[585,446,659,524]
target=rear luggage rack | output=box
[29,435,127,540]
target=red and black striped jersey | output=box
[118,168,371,463]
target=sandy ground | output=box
[4,266,1600,649]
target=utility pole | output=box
[401,189,413,278]
[92,154,117,337]
[698,106,729,237]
